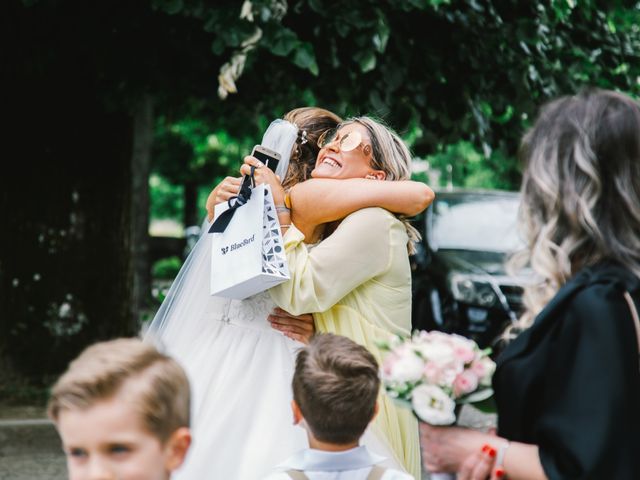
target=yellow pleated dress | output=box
[269,207,421,479]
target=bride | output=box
[144,107,432,479]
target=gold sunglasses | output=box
[317,128,372,156]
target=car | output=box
[410,188,535,350]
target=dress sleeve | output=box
[268,207,394,315]
[535,284,640,479]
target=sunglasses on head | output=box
[317,128,372,156]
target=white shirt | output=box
[262,445,415,480]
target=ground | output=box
[0,404,496,479]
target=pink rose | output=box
[449,335,477,363]
[453,370,479,398]
[423,361,442,385]
[471,357,496,386]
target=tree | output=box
[2,0,222,381]
[4,0,640,388]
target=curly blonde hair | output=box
[506,88,640,337]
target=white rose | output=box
[411,384,457,426]
[387,350,425,383]
[416,342,456,366]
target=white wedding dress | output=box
[143,119,404,479]
[144,228,402,479]
[144,225,305,479]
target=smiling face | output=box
[57,391,188,480]
[311,123,379,179]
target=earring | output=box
[365,174,376,180]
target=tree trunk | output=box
[130,95,154,331]
[184,180,199,228]
[1,4,136,379]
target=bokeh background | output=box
[3,0,640,407]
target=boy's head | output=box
[292,333,380,445]
[47,337,191,480]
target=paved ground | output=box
[0,406,67,480]
[0,404,495,479]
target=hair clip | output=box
[300,130,308,145]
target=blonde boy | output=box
[264,333,414,479]
[47,337,192,480]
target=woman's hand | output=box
[268,308,315,344]
[458,444,498,480]
[240,156,285,206]
[419,422,491,473]
[205,176,242,221]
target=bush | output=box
[152,256,183,279]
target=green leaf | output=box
[269,28,299,57]
[373,23,390,53]
[465,394,497,414]
[356,50,377,73]
[153,0,184,15]
[293,43,319,76]
[308,0,325,14]
[335,22,350,38]
[457,388,494,405]
[211,39,225,56]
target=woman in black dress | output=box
[419,88,640,479]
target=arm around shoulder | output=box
[288,178,434,230]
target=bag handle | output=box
[208,166,258,234]
[623,291,640,370]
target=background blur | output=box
[3,0,640,407]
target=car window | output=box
[431,194,524,252]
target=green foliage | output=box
[150,174,184,220]
[23,0,640,193]
[152,256,184,279]
[424,141,520,190]
[185,0,640,188]
[0,382,50,407]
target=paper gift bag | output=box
[210,183,289,300]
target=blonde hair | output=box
[507,88,640,337]
[282,107,343,190]
[47,337,190,443]
[341,116,421,254]
[292,333,380,444]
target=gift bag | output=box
[209,183,289,300]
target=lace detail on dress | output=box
[227,291,276,329]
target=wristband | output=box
[275,205,290,214]
[494,440,510,478]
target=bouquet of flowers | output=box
[378,330,496,426]
[379,331,496,479]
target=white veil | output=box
[142,118,299,346]
[260,118,298,180]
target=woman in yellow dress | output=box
[243,116,431,478]
[151,107,432,479]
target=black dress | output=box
[493,261,640,479]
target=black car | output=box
[410,188,534,350]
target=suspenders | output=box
[286,464,387,480]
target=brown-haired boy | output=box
[47,337,192,480]
[263,333,414,479]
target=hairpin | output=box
[300,129,308,145]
